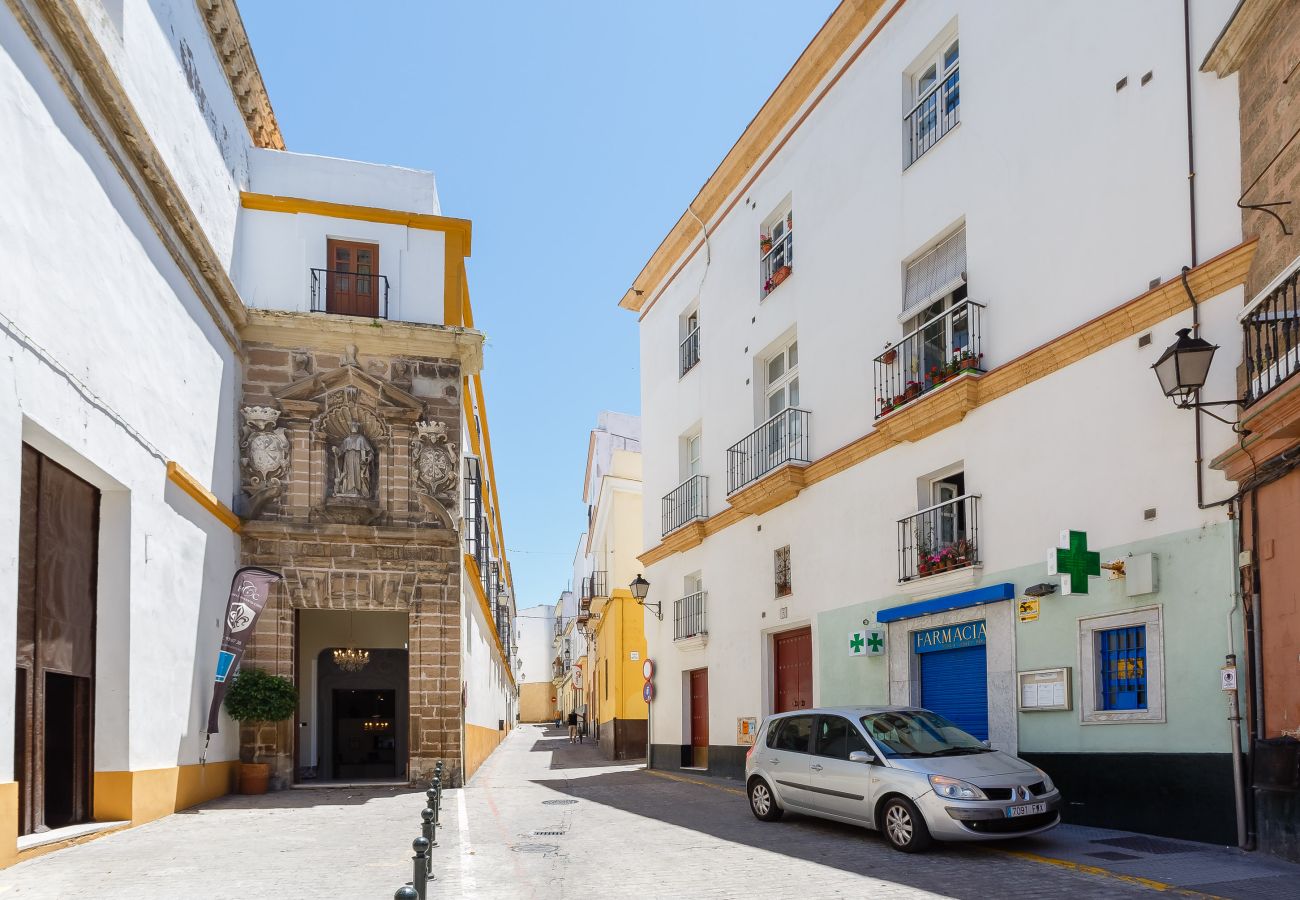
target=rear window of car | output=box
[769,715,814,753]
[814,715,869,759]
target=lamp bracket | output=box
[637,599,663,621]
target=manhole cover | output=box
[511,843,559,854]
[543,799,578,805]
[1092,836,1194,855]
[1086,851,1141,861]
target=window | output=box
[760,204,794,298]
[769,715,814,753]
[764,338,799,421]
[324,239,381,317]
[685,572,704,597]
[680,307,701,376]
[905,35,960,167]
[1098,626,1146,710]
[685,431,702,479]
[903,228,966,318]
[814,716,869,760]
[1079,606,1164,724]
[774,545,792,598]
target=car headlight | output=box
[928,774,988,801]
[1033,766,1056,793]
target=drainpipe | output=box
[1226,503,1251,849]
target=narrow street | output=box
[3,724,1295,898]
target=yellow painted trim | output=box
[0,781,15,869]
[166,461,241,532]
[464,722,508,781]
[94,762,238,826]
[239,192,472,247]
[638,240,1258,567]
[444,235,467,326]
[988,848,1227,899]
[464,555,516,689]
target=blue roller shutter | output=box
[919,644,989,741]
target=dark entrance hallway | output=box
[332,689,397,780]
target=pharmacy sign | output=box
[850,629,886,657]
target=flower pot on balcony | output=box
[239,762,270,795]
[770,265,792,288]
[882,347,898,365]
[904,382,923,401]
[760,239,773,254]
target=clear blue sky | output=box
[240,1,838,605]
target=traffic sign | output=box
[641,658,655,680]
[642,682,655,702]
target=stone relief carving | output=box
[331,422,375,499]
[291,350,312,379]
[239,406,290,516]
[410,419,458,527]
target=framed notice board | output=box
[1018,667,1072,711]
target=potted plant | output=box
[770,264,792,288]
[928,364,945,386]
[904,380,923,401]
[881,342,897,366]
[879,397,895,416]
[760,234,773,254]
[224,667,298,795]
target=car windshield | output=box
[858,710,989,758]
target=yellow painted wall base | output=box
[519,682,556,723]
[465,723,508,781]
[93,762,237,826]
[0,782,16,869]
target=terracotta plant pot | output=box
[239,762,270,795]
[770,265,792,288]
[882,348,897,365]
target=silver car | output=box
[744,705,1061,852]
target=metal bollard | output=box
[431,776,442,827]
[422,806,438,856]
[411,835,430,900]
[426,783,439,833]
[394,887,418,900]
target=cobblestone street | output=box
[3,724,1296,898]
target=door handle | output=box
[769,758,779,764]
[810,764,823,772]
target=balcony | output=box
[875,300,985,419]
[581,571,607,604]
[905,63,959,168]
[310,268,391,319]
[897,494,981,582]
[673,591,707,643]
[1244,264,1300,407]
[680,325,701,377]
[727,408,811,495]
[662,475,708,537]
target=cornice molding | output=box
[239,308,484,373]
[637,239,1258,567]
[195,0,285,149]
[1201,0,1289,76]
[240,193,473,249]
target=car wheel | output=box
[748,778,783,822]
[880,797,932,853]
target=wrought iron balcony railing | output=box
[310,268,390,319]
[680,326,701,377]
[727,408,811,494]
[875,299,985,419]
[581,571,607,603]
[662,474,708,536]
[674,591,707,641]
[897,494,981,582]
[1244,263,1300,407]
[905,64,960,168]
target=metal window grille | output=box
[875,299,985,419]
[1098,625,1147,711]
[760,212,794,298]
[726,408,811,493]
[662,474,709,536]
[673,591,708,641]
[1244,263,1300,406]
[680,325,701,376]
[896,494,981,582]
[774,546,792,597]
[309,268,391,319]
[904,63,960,168]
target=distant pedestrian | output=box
[567,710,578,743]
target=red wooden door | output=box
[774,627,813,713]
[689,668,709,768]
[325,240,380,317]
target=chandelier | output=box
[333,610,370,672]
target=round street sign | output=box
[642,682,655,702]
[642,658,655,681]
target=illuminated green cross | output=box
[1056,530,1101,595]
[850,633,865,653]
[866,632,884,653]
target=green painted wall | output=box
[817,522,1242,754]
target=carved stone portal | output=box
[331,422,375,499]
[239,406,290,516]
[410,420,458,528]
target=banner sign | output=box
[912,620,986,654]
[205,567,281,735]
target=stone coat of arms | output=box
[410,419,458,526]
[240,406,290,516]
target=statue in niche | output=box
[331,422,374,498]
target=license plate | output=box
[1006,802,1047,818]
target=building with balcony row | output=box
[623,0,1255,845]
[0,0,516,864]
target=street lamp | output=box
[1152,328,1220,406]
[630,574,661,621]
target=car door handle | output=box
[768,758,779,764]
[810,764,823,772]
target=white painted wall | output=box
[516,603,556,686]
[0,0,250,777]
[635,0,1245,750]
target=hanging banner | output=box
[205,566,281,735]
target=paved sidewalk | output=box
[2,725,1297,898]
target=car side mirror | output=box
[982,740,991,749]
[848,750,875,765]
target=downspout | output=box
[1227,502,1251,849]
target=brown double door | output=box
[689,668,708,769]
[774,627,813,713]
[325,239,380,317]
[16,446,99,835]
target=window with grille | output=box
[464,457,486,567]
[775,545,792,598]
[1098,625,1147,710]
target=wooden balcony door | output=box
[326,239,380,317]
[689,668,709,769]
[774,627,813,713]
[16,446,99,835]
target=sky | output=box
[239,0,839,607]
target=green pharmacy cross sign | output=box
[850,629,886,657]
[1048,529,1101,595]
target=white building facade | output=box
[627,0,1251,844]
